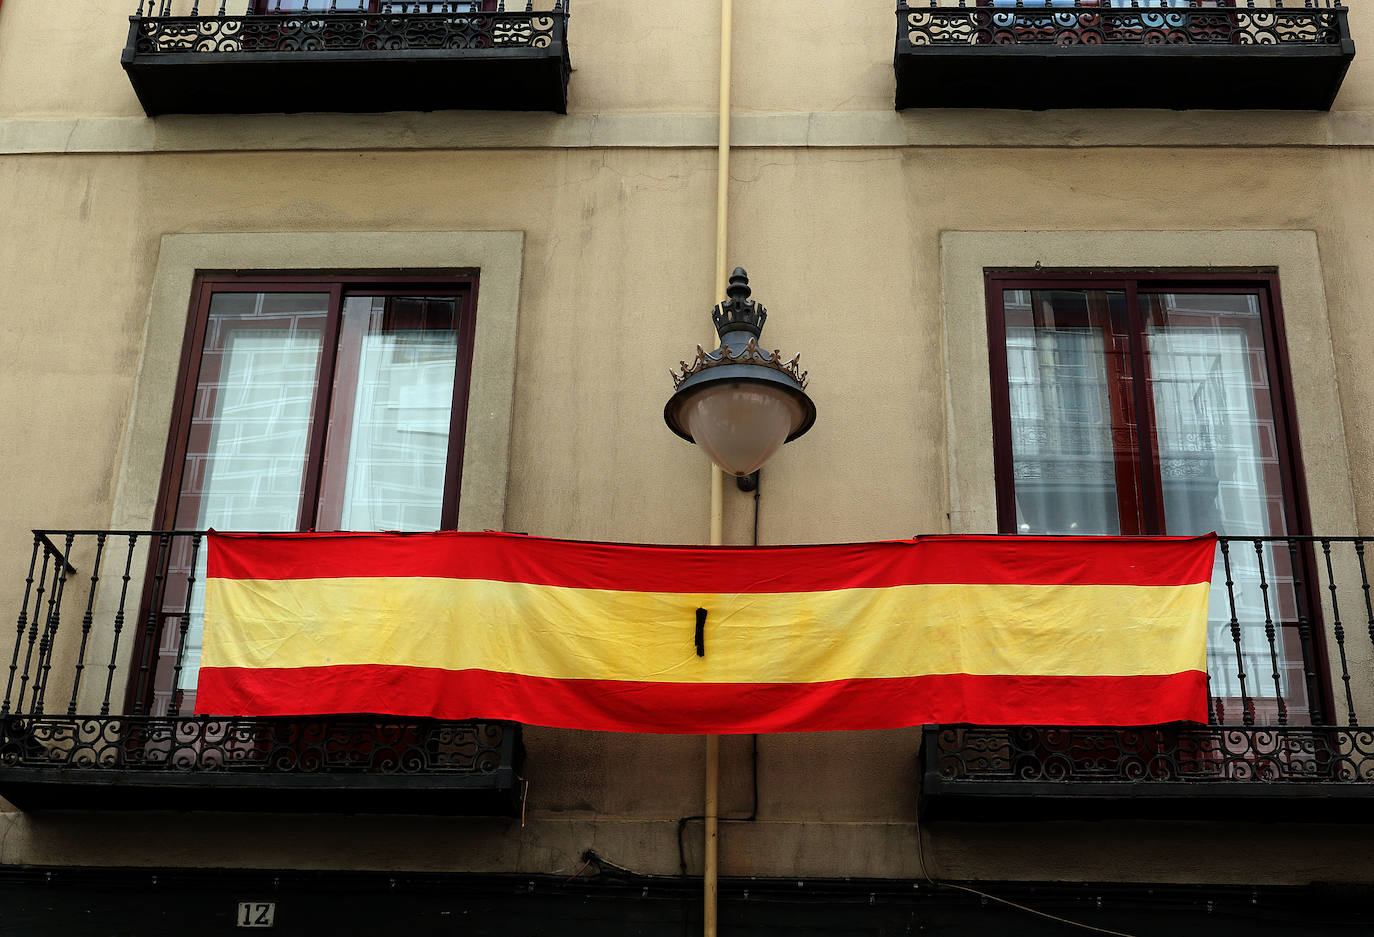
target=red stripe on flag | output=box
[207,531,1217,592]
[196,666,1208,733]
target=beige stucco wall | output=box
[2,0,1374,891]
[5,0,1374,119]
[3,142,1374,885]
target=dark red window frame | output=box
[985,271,1311,539]
[250,1,499,12]
[129,273,480,715]
[153,273,480,535]
[974,1,1235,8]
[973,0,1239,44]
[985,270,1335,725]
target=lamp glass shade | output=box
[682,381,805,476]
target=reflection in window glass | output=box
[317,296,459,532]
[1144,292,1295,703]
[254,1,485,11]
[1003,289,1137,536]
[995,281,1310,723]
[155,285,469,715]
[167,291,329,707]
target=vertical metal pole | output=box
[1253,538,1286,725]
[709,0,732,553]
[3,537,42,715]
[705,732,720,935]
[102,535,140,716]
[705,0,733,934]
[133,534,172,716]
[1321,539,1357,726]
[68,534,108,716]
[1283,538,1322,724]
[16,551,53,715]
[1356,539,1374,679]
[1219,538,1252,725]
[169,533,203,718]
[32,533,75,714]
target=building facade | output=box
[0,0,1372,933]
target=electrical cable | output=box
[676,733,758,876]
[752,472,760,547]
[578,850,679,881]
[913,816,1146,937]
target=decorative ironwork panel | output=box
[901,2,1346,49]
[133,11,564,55]
[932,725,1374,785]
[0,714,513,776]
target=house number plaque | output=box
[237,901,276,928]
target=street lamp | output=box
[665,268,815,476]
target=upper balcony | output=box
[0,530,523,814]
[122,1,571,117]
[922,536,1374,822]
[895,1,1355,110]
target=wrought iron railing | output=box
[926,723,1374,785]
[7,529,1374,788]
[928,534,1374,788]
[899,0,1347,47]
[131,0,569,57]
[0,530,516,780]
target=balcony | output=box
[921,536,1374,822]
[895,1,1355,110]
[0,531,523,814]
[122,1,571,116]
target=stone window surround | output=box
[940,230,1356,536]
[111,230,524,534]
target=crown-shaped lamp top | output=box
[711,267,768,339]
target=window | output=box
[981,0,1236,41]
[250,1,497,11]
[987,274,1316,722]
[140,275,477,714]
[984,1,1233,8]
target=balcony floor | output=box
[121,14,571,115]
[0,715,523,815]
[896,45,1355,111]
[920,725,1374,823]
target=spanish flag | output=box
[197,531,1215,733]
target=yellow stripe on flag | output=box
[203,577,1209,683]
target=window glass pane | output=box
[150,282,470,714]
[1004,288,1140,535]
[162,291,328,713]
[257,1,368,11]
[1146,293,1285,537]
[174,292,329,532]
[255,1,483,10]
[995,279,1310,723]
[988,1,1218,35]
[316,295,460,532]
[380,2,482,10]
[1144,292,1304,717]
[991,1,1200,7]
